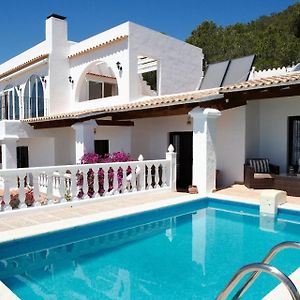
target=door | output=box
[17,146,29,168]
[169,132,193,191]
[94,140,109,156]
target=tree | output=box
[186,3,300,70]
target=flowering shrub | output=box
[99,151,131,163]
[80,153,101,164]
[79,151,132,197]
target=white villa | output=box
[1,13,300,196]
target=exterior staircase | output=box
[139,75,157,96]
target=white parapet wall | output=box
[0,147,176,214]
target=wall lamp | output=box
[116,61,122,71]
[41,76,47,84]
[68,76,74,84]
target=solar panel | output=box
[221,55,255,86]
[199,54,256,89]
[199,60,230,90]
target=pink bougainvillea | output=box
[80,153,101,164]
[79,151,132,197]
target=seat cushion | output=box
[254,173,273,179]
[248,159,270,173]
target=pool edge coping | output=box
[1,191,300,299]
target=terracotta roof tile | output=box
[0,54,49,80]
[68,35,128,59]
[23,88,220,123]
[220,72,300,92]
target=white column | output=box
[71,120,97,164]
[1,136,18,169]
[189,107,221,193]
[166,144,177,192]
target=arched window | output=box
[0,85,20,120]
[23,75,44,118]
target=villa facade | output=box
[1,14,300,193]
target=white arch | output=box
[23,75,45,118]
[74,60,119,102]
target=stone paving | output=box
[0,185,299,243]
[0,191,195,242]
[214,183,300,205]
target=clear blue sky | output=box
[0,0,299,63]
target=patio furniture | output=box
[274,174,300,197]
[244,158,280,189]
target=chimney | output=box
[46,13,68,49]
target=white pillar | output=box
[166,144,177,192]
[189,107,221,193]
[71,120,97,164]
[2,136,18,169]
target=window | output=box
[0,86,20,120]
[288,116,300,169]
[88,80,118,100]
[24,75,44,118]
[89,81,103,100]
[94,140,109,156]
[17,146,29,168]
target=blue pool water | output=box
[1,198,300,299]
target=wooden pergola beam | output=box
[96,120,134,126]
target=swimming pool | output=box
[0,198,300,299]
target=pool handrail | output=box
[232,241,300,299]
[216,262,300,300]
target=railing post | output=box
[138,155,145,191]
[166,144,177,192]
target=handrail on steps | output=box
[216,263,300,300]
[216,241,300,300]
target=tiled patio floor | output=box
[0,185,299,243]
[214,183,300,205]
[0,191,195,242]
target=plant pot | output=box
[188,185,198,194]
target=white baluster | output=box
[28,172,39,206]
[103,167,109,196]
[122,167,127,193]
[40,172,47,200]
[59,172,66,202]
[0,177,5,212]
[137,155,145,191]
[52,171,61,204]
[155,163,160,188]
[113,166,119,195]
[161,162,167,187]
[145,164,151,190]
[93,168,101,197]
[82,168,89,199]
[18,174,26,208]
[44,172,52,205]
[149,164,154,189]
[70,171,77,200]
[131,165,137,192]
[64,172,72,201]
[5,175,16,210]
[87,168,96,198]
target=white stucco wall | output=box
[51,128,76,165]
[17,137,55,167]
[216,106,246,187]
[258,96,300,172]
[131,115,192,159]
[129,22,203,98]
[245,100,260,158]
[95,126,132,156]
